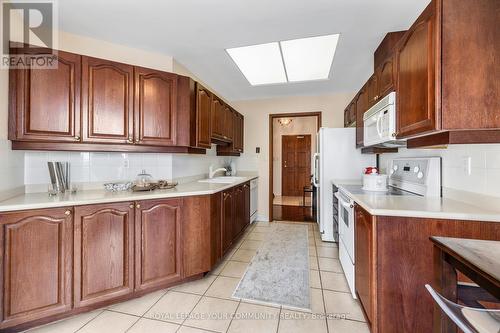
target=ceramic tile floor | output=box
[26,221,369,333]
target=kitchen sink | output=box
[198,176,246,184]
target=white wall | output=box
[233,92,355,221]
[379,145,500,198]
[273,116,318,196]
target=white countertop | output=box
[332,180,500,222]
[0,174,258,213]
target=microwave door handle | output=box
[376,113,383,136]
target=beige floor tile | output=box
[309,238,316,246]
[177,326,214,333]
[231,248,257,262]
[210,260,228,275]
[317,246,339,259]
[127,318,179,333]
[144,291,201,324]
[323,290,365,322]
[27,310,103,333]
[316,240,338,248]
[309,257,319,270]
[318,258,343,273]
[281,288,325,314]
[310,269,322,289]
[278,310,328,333]
[245,232,267,241]
[206,276,241,300]
[320,271,350,292]
[221,261,248,278]
[173,275,216,295]
[239,239,263,250]
[227,302,280,333]
[78,311,138,333]
[183,296,239,332]
[327,318,370,332]
[309,246,317,257]
[108,289,167,316]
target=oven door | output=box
[338,194,355,263]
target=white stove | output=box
[337,157,442,298]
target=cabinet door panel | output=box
[0,208,72,328]
[196,84,212,148]
[82,57,134,143]
[135,199,182,291]
[396,6,438,138]
[224,106,233,141]
[211,97,227,141]
[355,206,373,324]
[12,51,81,142]
[74,203,134,308]
[221,189,233,254]
[367,74,379,107]
[377,56,396,98]
[355,88,367,147]
[135,68,177,146]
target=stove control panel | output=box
[388,157,441,197]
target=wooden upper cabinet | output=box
[366,74,379,107]
[376,55,396,98]
[9,50,81,142]
[195,83,212,148]
[396,4,438,138]
[355,205,374,325]
[73,202,135,308]
[82,57,134,144]
[135,199,182,291]
[223,106,233,141]
[355,87,368,147]
[234,112,244,153]
[0,208,73,328]
[135,67,177,146]
[211,97,225,141]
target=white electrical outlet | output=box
[123,160,130,168]
[463,156,471,175]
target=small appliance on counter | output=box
[131,170,178,192]
[362,167,388,192]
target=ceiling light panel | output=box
[280,34,339,82]
[226,42,287,85]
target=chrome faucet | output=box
[209,165,227,179]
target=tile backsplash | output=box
[0,139,25,198]
[379,144,500,198]
[24,145,231,190]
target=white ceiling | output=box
[58,0,430,101]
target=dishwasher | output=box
[250,179,258,223]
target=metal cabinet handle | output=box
[74,136,80,141]
[129,204,134,209]
[136,204,141,208]
[64,210,71,215]
[127,137,133,143]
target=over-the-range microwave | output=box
[363,92,406,148]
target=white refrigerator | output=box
[312,128,375,242]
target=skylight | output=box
[226,34,339,86]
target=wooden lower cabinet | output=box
[73,202,135,308]
[135,199,182,291]
[0,208,73,329]
[0,181,252,331]
[354,206,375,325]
[221,188,234,254]
[354,207,500,333]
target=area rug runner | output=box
[233,224,310,310]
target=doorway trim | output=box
[269,112,322,221]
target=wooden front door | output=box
[282,135,312,197]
